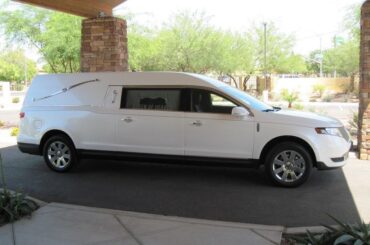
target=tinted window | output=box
[221,86,272,111]
[122,88,181,111]
[191,89,236,114]
[211,94,236,107]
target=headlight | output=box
[315,127,342,137]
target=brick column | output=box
[359,0,370,160]
[81,17,128,72]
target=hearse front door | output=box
[184,89,255,160]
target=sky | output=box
[115,0,364,55]
[0,0,365,63]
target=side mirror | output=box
[231,106,249,118]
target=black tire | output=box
[264,141,313,187]
[43,134,78,172]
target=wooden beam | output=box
[13,0,127,18]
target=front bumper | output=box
[317,152,349,170]
[315,140,351,170]
[312,125,352,170]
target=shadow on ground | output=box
[0,144,361,227]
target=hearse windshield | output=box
[221,86,273,112]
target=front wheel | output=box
[43,135,77,172]
[265,142,313,187]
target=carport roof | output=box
[13,0,126,17]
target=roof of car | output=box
[35,72,226,89]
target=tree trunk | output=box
[350,73,355,93]
[226,74,238,88]
[243,75,251,91]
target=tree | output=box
[344,4,360,42]
[323,40,359,76]
[42,13,81,72]
[307,50,321,74]
[320,4,360,77]
[212,31,255,76]
[0,50,37,82]
[251,22,304,74]
[0,3,81,73]
[157,10,226,73]
[306,5,360,77]
[127,10,256,76]
[279,54,308,74]
[127,24,166,71]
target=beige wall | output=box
[271,77,354,102]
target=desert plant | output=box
[281,89,299,108]
[349,112,359,130]
[0,154,38,226]
[313,84,326,97]
[286,215,370,245]
[12,97,20,104]
[10,127,19,137]
[323,94,334,102]
[293,103,304,111]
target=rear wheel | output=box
[265,142,312,187]
[43,135,77,172]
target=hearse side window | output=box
[121,88,181,111]
[191,89,236,114]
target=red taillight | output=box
[20,112,25,119]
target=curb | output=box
[284,225,341,235]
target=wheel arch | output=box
[39,129,76,153]
[259,136,317,167]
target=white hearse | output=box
[17,72,351,187]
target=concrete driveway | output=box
[0,142,369,228]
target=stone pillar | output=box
[81,17,128,72]
[359,1,370,160]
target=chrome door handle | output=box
[122,117,133,123]
[192,120,202,126]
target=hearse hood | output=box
[257,109,343,128]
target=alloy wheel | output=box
[272,150,306,183]
[47,141,71,169]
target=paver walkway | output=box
[0,203,283,245]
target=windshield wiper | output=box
[262,109,275,112]
[262,106,281,112]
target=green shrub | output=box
[0,154,39,226]
[281,89,299,108]
[12,97,20,104]
[313,84,326,97]
[349,112,358,130]
[286,215,370,245]
[10,127,19,137]
[293,103,304,111]
[323,94,334,102]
